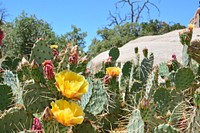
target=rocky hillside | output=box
[91,28,200,72]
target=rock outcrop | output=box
[91,28,200,72]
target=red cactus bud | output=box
[52,49,59,57]
[0,29,4,46]
[42,107,53,121]
[172,54,177,61]
[103,75,111,84]
[31,118,43,133]
[42,60,54,79]
[69,52,79,64]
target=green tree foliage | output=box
[65,25,87,51]
[1,11,56,57]
[89,22,138,56]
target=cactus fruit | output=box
[174,67,195,91]
[0,84,13,111]
[188,39,200,64]
[109,47,120,61]
[154,124,179,133]
[85,79,107,115]
[127,109,144,133]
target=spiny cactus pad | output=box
[154,124,179,133]
[127,109,144,133]
[153,87,171,114]
[0,107,32,132]
[23,82,52,114]
[30,40,54,72]
[0,84,13,111]
[85,79,107,115]
[109,47,120,61]
[174,67,195,91]
[80,78,94,110]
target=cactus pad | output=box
[109,47,120,61]
[127,109,144,133]
[154,124,179,133]
[174,67,195,91]
[0,84,13,111]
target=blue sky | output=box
[1,0,198,51]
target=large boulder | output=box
[91,28,200,72]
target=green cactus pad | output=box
[174,67,195,91]
[1,56,21,71]
[85,79,107,115]
[127,109,144,133]
[154,124,179,133]
[72,121,97,133]
[159,62,170,78]
[153,87,171,114]
[23,82,52,114]
[0,84,13,111]
[80,78,93,110]
[30,40,54,76]
[0,107,32,133]
[122,61,132,77]
[109,47,120,61]
[140,57,152,84]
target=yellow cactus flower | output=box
[51,99,84,126]
[50,44,58,49]
[55,70,88,100]
[188,24,194,31]
[106,67,121,77]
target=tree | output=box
[0,3,8,25]
[108,0,160,26]
[89,22,138,57]
[65,25,87,51]
[2,11,56,57]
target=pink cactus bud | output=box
[172,54,177,61]
[42,60,54,79]
[31,118,43,133]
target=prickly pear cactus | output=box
[72,121,97,133]
[80,78,94,110]
[0,84,13,111]
[159,62,170,78]
[0,107,32,132]
[23,82,52,114]
[30,40,54,70]
[154,124,179,133]
[153,87,171,114]
[140,57,152,84]
[85,79,107,115]
[3,70,24,106]
[190,108,200,133]
[1,56,21,71]
[109,47,120,61]
[193,88,200,107]
[174,67,195,91]
[188,39,200,64]
[127,109,144,133]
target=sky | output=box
[1,0,199,51]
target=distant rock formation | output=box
[190,8,200,28]
[91,28,200,72]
